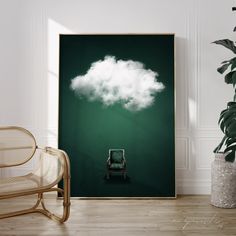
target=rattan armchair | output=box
[0,126,70,223]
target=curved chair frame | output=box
[0,126,71,223]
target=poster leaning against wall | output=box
[59,34,175,198]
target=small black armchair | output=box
[106,149,127,179]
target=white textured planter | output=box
[211,153,236,208]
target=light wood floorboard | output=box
[0,195,236,236]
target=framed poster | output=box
[59,34,175,197]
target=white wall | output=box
[0,0,235,193]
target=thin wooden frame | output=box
[59,34,176,199]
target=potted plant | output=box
[211,32,236,208]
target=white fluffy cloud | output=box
[70,56,165,111]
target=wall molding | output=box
[177,179,211,194]
[176,137,189,170]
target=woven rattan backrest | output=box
[33,148,65,187]
[0,126,36,168]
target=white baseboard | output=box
[177,180,211,195]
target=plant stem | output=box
[214,135,227,153]
[234,88,236,102]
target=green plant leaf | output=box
[217,63,230,74]
[225,137,236,146]
[213,39,236,54]
[227,101,236,106]
[225,151,235,162]
[233,72,236,86]
[222,57,236,64]
[214,135,227,153]
[224,143,236,162]
[222,59,231,63]
[231,58,236,70]
[219,109,236,124]
[220,108,228,115]
[224,71,235,84]
[218,109,228,124]
[226,122,236,137]
[224,115,236,130]
[220,115,234,133]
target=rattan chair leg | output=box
[0,194,42,220]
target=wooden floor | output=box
[0,195,236,236]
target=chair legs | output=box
[0,187,70,223]
[123,172,127,179]
[106,170,127,180]
[106,172,110,179]
[0,194,42,220]
[39,188,70,223]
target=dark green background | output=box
[59,35,175,197]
